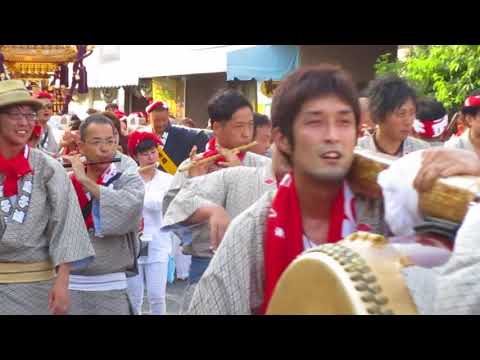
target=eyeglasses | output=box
[84,139,116,148]
[0,112,38,122]
[43,104,53,110]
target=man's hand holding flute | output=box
[182,141,258,176]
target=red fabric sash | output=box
[0,146,32,197]
[32,124,42,138]
[70,164,118,230]
[203,137,246,164]
[71,175,94,230]
[260,173,357,314]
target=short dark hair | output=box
[253,113,271,138]
[416,97,447,121]
[69,115,82,131]
[254,112,271,128]
[181,118,196,128]
[79,114,116,141]
[359,85,371,98]
[462,88,480,117]
[102,111,121,135]
[207,89,252,124]
[367,75,417,124]
[87,108,98,115]
[135,139,157,155]
[271,64,360,147]
[105,103,118,111]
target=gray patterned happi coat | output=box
[163,163,276,258]
[163,152,271,259]
[356,133,431,156]
[0,148,95,315]
[68,152,144,315]
[444,129,475,152]
[189,188,480,315]
[402,202,480,315]
[355,134,431,236]
[187,186,386,315]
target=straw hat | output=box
[0,80,44,111]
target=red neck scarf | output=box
[260,173,358,314]
[203,137,246,164]
[0,146,32,197]
[456,122,466,137]
[32,124,43,138]
[70,164,120,230]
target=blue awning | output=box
[227,45,299,81]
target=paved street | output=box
[141,279,189,315]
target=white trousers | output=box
[127,261,168,315]
[175,244,191,280]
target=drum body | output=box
[266,232,418,315]
[349,149,480,224]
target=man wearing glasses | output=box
[34,91,59,155]
[65,114,145,315]
[0,80,95,315]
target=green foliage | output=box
[374,46,480,111]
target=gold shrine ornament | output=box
[260,80,280,98]
[0,45,94,79]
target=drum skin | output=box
[266,232,418,315]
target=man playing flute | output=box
[163,89,270,310]
[66,114,144,315]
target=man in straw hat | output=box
[0,80,95,315]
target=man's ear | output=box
[272,127,292,158]
[465,115,474,128]
[212,120,222,136]
[78,141,87,155]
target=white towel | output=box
[377,150,425,236]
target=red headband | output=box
[413,115,448,139]
[464,95,480,108]
[146,101,168,114]
[127,131,162,157]
[113,110,126,120]
[35,91,53,101]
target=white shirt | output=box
[444,129,475,152]
[303,235,319,250]
[140,169,174,264]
